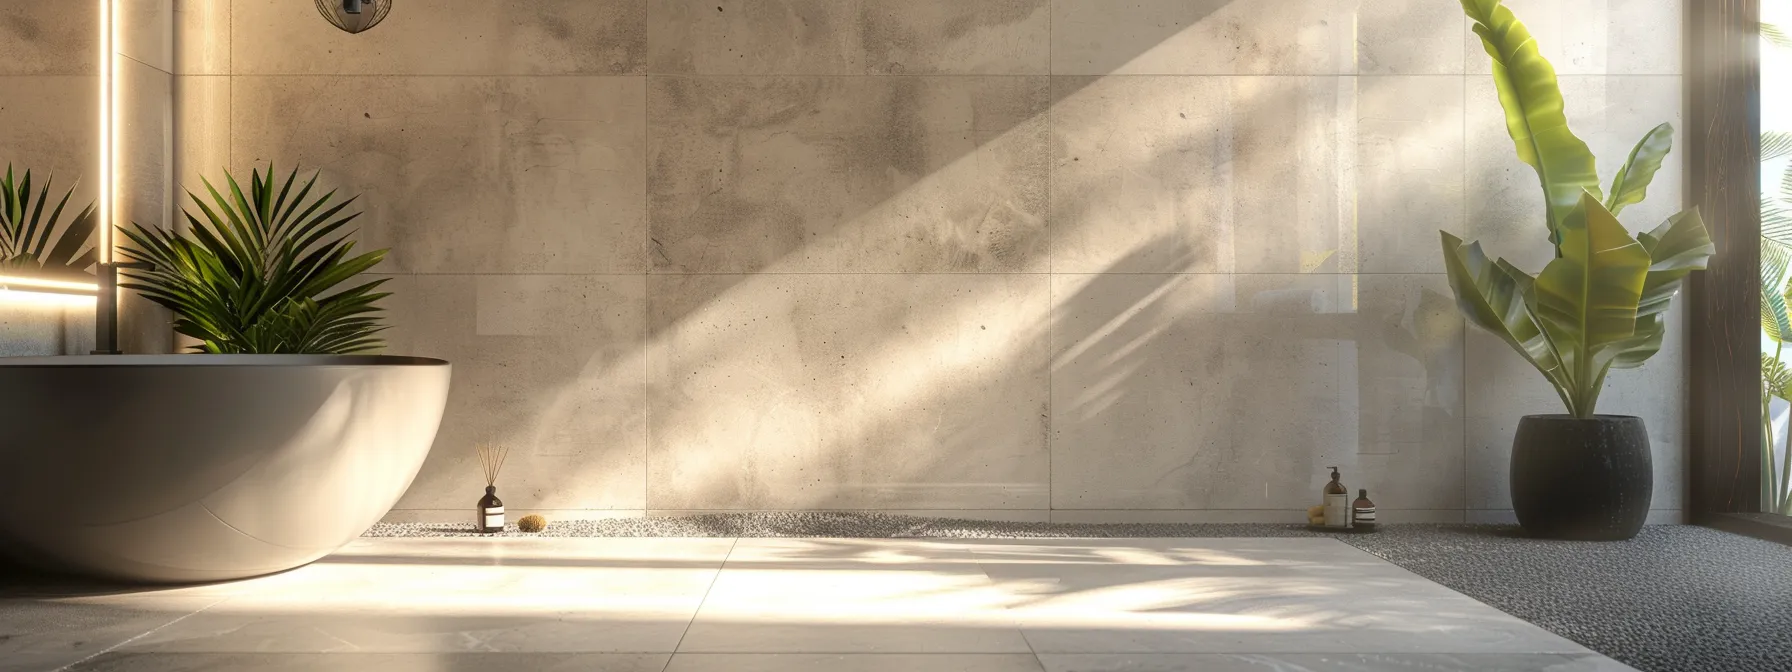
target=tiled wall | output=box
[171,0,1686,523]
[0,0,174,355]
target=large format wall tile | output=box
[1357,0,1467,75]
[1356,76,1465,274]
[231,75,646,274]
[648,76,1049,274]
[1050,76,1353,275]
[0,77,99,195]
[231,0,645,75]
[172,74,227,191]
[1464,0,1684,76]
[646,273,1050,510]
[385,274,648,514]
[1463,75,1684,271]
[0,3,96,75]
[173,0,229,75]
[121,0,174,75]
[648,0,1048,75]
[1050,0,1357,75]
[1050,273,1465,511]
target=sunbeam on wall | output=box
[135,0,1690,525]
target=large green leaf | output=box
[1606,124,1674,216]
[1533,194,1651,411]
[1610,211,1714,370]
[118,165,389,354]
[1441,231,1566,388]
[1634,208,1714,318]
[1463,0,1602,240]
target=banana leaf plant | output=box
[1442,0,1715,419]
[118,165,391,354]
[0,165,98,279]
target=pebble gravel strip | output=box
[368,513,1792,672]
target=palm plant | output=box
[1758,131,1792,513]
[118,165,391,354]
[1441,0,1715,419]
[0,166,98,279]
[1758,23,1792,515]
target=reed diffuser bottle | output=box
[476,443,509,533]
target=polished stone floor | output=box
[1,537,1633,672]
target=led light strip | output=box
[0,274,100,294]
[98,0,115,265]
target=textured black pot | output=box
[1511,415,1652,540]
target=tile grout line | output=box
[1045,0,1055,513]
[54,596,228,671]
[975,540,1047,669]
[1460,65,1470,520]
[643,64,652,520]
[660,536,738,671]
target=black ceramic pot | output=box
[1510,414,1652,540]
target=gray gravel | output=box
[368,514,1792,672]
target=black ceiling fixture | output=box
[315,0,392,35]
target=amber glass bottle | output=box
[477,485,505,533]
[1353,489,1377,529]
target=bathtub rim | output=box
[0,354,449,367]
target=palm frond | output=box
[0,165,98,278]
[118,164,390,354]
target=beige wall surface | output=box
[13,0,1689,523]
[1,0,173,355]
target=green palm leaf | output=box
[118,165,390,354]
[1463,0,1602,242]
[0,165,98,279]
[1765,131,1792,162]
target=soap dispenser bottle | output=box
[1323,467,1350,528]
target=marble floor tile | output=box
[0,595,220,672]
[103,538,733,654]
[678,538,1032,653]
[2,537,1634,670]
[968,539,1586,655]
[666,653,1047,672]
[68,652,671,672]
[1036,653,1637,672]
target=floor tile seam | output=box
[53,595,229,671]
[663,536,739,668]
[966,539,1049,667]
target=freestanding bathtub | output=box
[0,355,450,583]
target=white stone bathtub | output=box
[0,355,450,583]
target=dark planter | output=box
[1511,414,1652,540]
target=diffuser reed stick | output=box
[477,442,509,486]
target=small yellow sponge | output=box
[517,514,548,533]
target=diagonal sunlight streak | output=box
[488,5,1467,516]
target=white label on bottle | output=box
[483,507,504,529]
[1324,493,1349,527]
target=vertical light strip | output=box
[97,0,114,264]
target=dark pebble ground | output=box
[369,514,1792,672]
